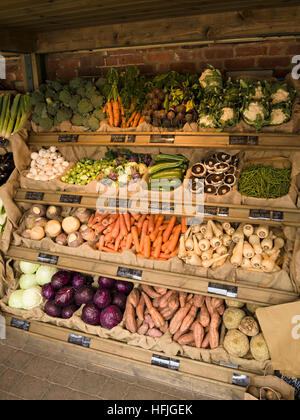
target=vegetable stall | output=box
[0,0,300,401]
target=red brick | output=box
[78,66,103,77]
[257,56,292,69]
[109,49,136,56]
[156,63,171,73]
[146,52,174,63]
[268,43,289,56]
[58,58,80,70]
[224,58,256,70]
[136,64,156,75]
[56,67,78,82]
[169,62,197,73]
[286,44,300,55]
[93,53,106,67]
[235,45,267,57]
[118,54,144,66]
[105,56,119,66]
[204,48,234,59]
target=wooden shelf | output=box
[15,188,300,227]
[6,245,299,307]
[2,312,249,400]
[28,131,300,150]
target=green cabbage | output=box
[22,286,43,310]
[8,290,25,309]
[19,273,38,290]
[35,265,58,286]
[19,261,40,274]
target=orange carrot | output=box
[132,112,141,128]
[150,215,165,242]
[98,236,105,251]
[104,231,113,243]
[114,231,124,251]
[153,235,163,259]
[137,214,147,230]
[119,214,128,236]
[148,214,155,233]
[125,233,133,250]
[131,226,140,253]
[138,115,145,125]
[163,216,177,243]
[166,225,182,253]
[144,235,151,259]
[140,220,149,252]
[124,213,131,232]
[106,101,114,127]
[102,247,120,253]
[111,217,120,239]
[126,110,137,128]
[112,100,120,127]
[181,217,188,234]
[153,231,163,249]
[106,243,116,250]
[131,213,141,222]
[94,223,107,235]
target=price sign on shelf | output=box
[68,333,91,348]
[25,191,45,201]
[110,134,126,143]
[58,134,79,143]
[10,318,30,331]
[151,354,180,371]
[37,253,59,265]
[60,194,82,204]
[117,267,143,281]
[208,282,238,298]
[232,373,250,387]
[150,134,175,144]
[249,209,271,221]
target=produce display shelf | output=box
[1,312,248,400]
[6,245,299,307]
[15,188,300,228]
[28,131,300,150]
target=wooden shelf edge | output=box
[6,245,299,307]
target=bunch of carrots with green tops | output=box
[103,67,147,128]
[88,211,187,261]
[0,93,31,139]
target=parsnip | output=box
[210,236,222,249]
[230,238,244,267]
[249,234,263,255]
[243,242,255,259]
[232,223,245,243]
[255,224,269,239]
[199,238,211,252]
[243,224,254,237]
[251,254,262,269]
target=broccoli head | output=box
[59,89,72,106]
[46,79,63,92]
[91,93,104,108]
[45,87,59,102]
[78,98,93,115]
[69,77,85,92]
[69,94,81,112]
[47,102,59,117]
[56,106,73,124]
[38,116,54,131]
[86,115,100,131]
[31,90,45,106]
[71,113,85,126]
[95,77,106,93]
[76,85,87,98]
[93,108,105,121]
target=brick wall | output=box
[45,38,300,82]
[1,57,24,92]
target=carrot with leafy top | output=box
[106,101,114,127]
[112,100,120,127]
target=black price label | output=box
[58,134,79,143]
[127,135,136,143]
[117,267,143,281]
[218,207,229,217]
[204,206,218,216]
[10,318,30,331]
[272,211,284,221]
[229,135,259,146]
[151,354,180,371]
[111,134,126,143]
[150,135,175,144]
[60,194,82,204]
[25,191,45,201]
[249,209,271,220]
[68,333,91,348]
[37,253,58,265]
[232,373,250,387]
[208,282,238,298]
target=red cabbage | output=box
[82,303,101,326]
[98,276,115,290]
[74,286,95,306]
[100,305,123,329]
[72,273,89,290]
[44,301,62,318]
[115,280,133,295]
[54,286,74,307]
[93,289,111,309]
[51,271,72,290]
[112,292,127,310]
[42,283,55,300]
[61,304,78,319]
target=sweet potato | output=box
[211,297,224,310]
[142,291,165,329]
[194,294,205,308]
[144,314,155,329]
[152,297,160,308]
[125,303,137,333]
[160,322,168,333]
[217,304,225,316]
[194,322,205,348]
[199,304,210,328]
[127,288,140,308]
[137,322,149,335]
[160,307,172,320]
[154,287,167,295]
[169,301,193,335]
[179,292,187,308]
[210,311,221,330]
[168,295,179,313]
[158,290,177,309]
[178,332,195,346]
[147,328,163,338]
[141,285,161,299]
[205,296,215,316]
[209,328,219,349]
[180,305,198,333]
[136,295,145,321]
[201,332,210,349]
[173,329,185,342]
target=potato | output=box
[29,204,46,217]
[30,226,45,241]
[62,216,81,234]
[67,232,83,247]
[74,208,92,224]
[55,233,68,246]
[46,206,62,220]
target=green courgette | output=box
[150,168,184,180]
[154,153,189,163]
[148,160,184,176]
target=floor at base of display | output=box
[0,328,216,401]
